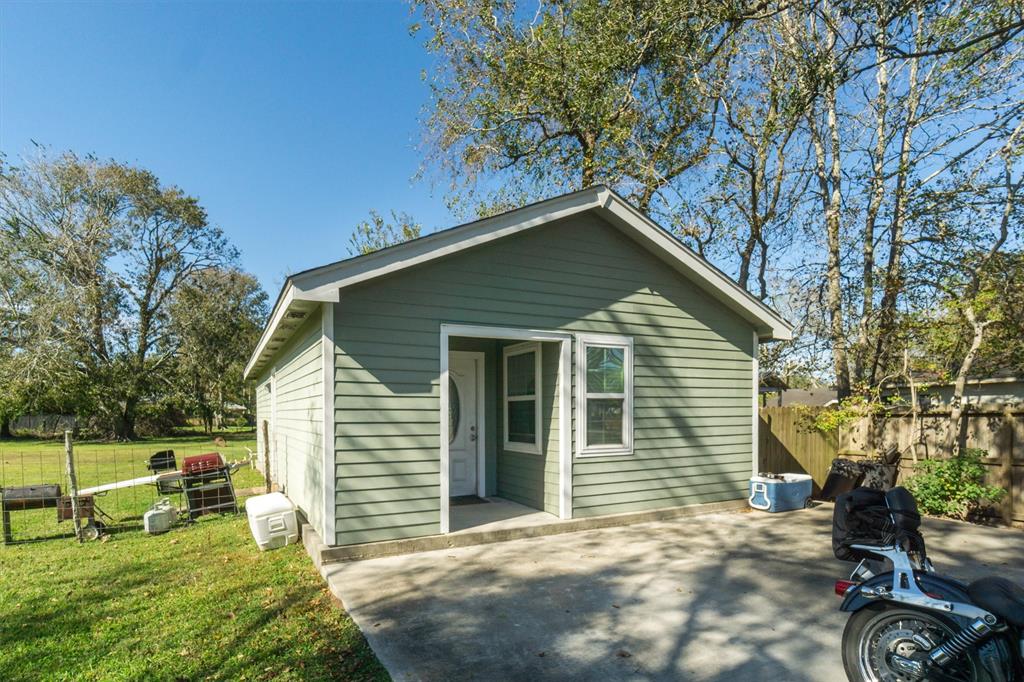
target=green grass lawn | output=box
[0,433,389,682]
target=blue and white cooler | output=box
[748,473,813,512]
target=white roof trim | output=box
[595,191,792,341]
[245,186,792,379]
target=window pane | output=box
[587,398,623,446]
[507,400,536,444]
[448,377,460,444]
[586,346,624,393]
[506,351,536,396]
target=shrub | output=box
[134,400,188,437]
[796,394,882,434]
[904,448,1006,519]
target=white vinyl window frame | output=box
[576,333,634,457]
[502,341,543,455]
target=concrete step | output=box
[305,498,747,564]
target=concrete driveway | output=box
[321,506,1024,681]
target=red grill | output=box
[179,452,237,520]
[181,453,225,476]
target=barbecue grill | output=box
[180,453,238,520]
[146,450,177,472]
[1,485,107,543]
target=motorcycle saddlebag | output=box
[832,487,893,562]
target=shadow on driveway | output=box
[322,506,1024,682]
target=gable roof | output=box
[244,186,793,379]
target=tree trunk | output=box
[737,229,759,290]
[579,131,597,188]
[756,236,769,301]
[215,385,225,431]
[869,10,923,387]
[944,311,987,457]
[737,138,770,297]
[825,70,850,398]
[114,398,138,441]
[810,83,850,398]
[0,416,12,439]
[856,26,890,384]
[943,135,1020,454]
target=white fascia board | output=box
[597,193,793,341]
[244,283,341,381]
[244,284,295,380]
[291,189,604,301]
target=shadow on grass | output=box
[0,514,387,681]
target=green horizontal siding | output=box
[542,342,560,514]
[496,452,545,510]
[333,213,754,546]
[256,312,324,534]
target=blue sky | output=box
[0,0,452,296]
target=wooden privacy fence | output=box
[758,406,1024,526]
[758,407,838,488]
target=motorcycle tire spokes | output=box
[855,609,976,682]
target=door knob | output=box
[470,425,477,441]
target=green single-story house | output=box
[244,186,792,548]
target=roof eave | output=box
[243,282,338,380]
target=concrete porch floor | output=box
[450,497,559,533]
[311,498,747,564]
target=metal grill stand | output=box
[182,466,238,520]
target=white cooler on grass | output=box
[246,492,299,551]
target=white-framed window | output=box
[503,341,542,455]
[576,334,633,457]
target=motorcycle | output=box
[832,486,1024,681]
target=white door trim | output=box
[448,350,486,499]
[440,323,573,534]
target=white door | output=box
[448,352,481,497]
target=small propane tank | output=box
[144,498,177,534]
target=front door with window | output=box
[448,352,480,497]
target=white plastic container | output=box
[144,498,177,534]
[245,492,299,551]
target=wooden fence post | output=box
[2,500,11,545]
[64,430,83,543]
[997,411,1014,523]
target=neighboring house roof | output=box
[759,387,839,407]
[883,374,1023,389]
[244,185,794,380]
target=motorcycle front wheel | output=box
[841,603,993,682]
